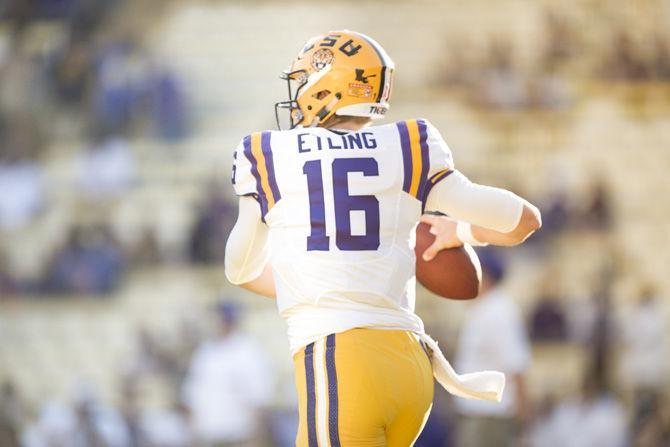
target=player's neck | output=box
[327,123,366,131]
[321,117,372,131]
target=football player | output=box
[225,31,541,447]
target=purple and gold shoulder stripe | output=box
[243,132,281,221]
[422,168,454,212]
[396,119,430,200]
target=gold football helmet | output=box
[275,30,395,129]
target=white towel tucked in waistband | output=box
[418,332,505,402]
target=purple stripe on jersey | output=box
[261,131,282,204]
[416,119,430,200]
[396,121,413,193]
[304,343,318,447]
[326,334,341,447]
[421,169,454,212]
[243,134,268,220]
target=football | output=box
[415,222,482,299]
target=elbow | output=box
[224,259,244,286]
[525,205,542,233]
[224,260,263,288]
[224,267,240,286]
[505,204,542,246]
[527,205,542,235]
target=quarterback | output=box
[225,31,541,446]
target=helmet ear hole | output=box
[312,90,331,100]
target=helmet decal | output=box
[348,82,373,98]
[355,68,375,83]
[311,48,335,71]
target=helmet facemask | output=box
[275,69,307,130]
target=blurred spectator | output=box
[541,9,574,68]
[1,0,39,34]
[0,139,45,230]
[415,387,454,447]
[0,381,23,447]
[477,38,527,109]
[171,318,204,386]
[533,10,575,110]
[43,224,125,295]
[125,327,172,378]
[182,301,274,446]
[75,130,136,200]
[91,36,150,134]
[124,323,196,394]
[530,278,567,342]
[528,67,572,110]
[23,382,130,447]
[150,65,189,141]
[634,396,670,447]
[618,284,668,428]
[64,0,116,40]
[588,282,615,383]
[115,377,194,447]
[436,36,479,89]
[529,370,627,447]
[650,31,670,79]
[537,187,570,238]
[71,390,129,447]
[48,40,92,110]
[0,251,20,296]
[118,379,143,447]
[22,401,76,447]
[602,30,650,80]
[129,226,162,265]
[1,0,114,34]
[579,178,613,231]
[0,37,46,118]
[455,250,531,447]
[189,180,236,263]
[526,394,558,447]
[141,402,193,447]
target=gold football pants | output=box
[293,328,434,447]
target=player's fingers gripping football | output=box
[419,215,464,261]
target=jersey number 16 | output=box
[303,158,380,251]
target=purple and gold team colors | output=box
[240,132,281,221]
[293,329,434,447]
[397,119,430,200]
[232,119,454,445]
[276,30,395,129]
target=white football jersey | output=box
[232,119,454,352]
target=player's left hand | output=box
[419,214,464,261]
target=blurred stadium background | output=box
[0,0,669,446]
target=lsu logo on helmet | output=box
[275,30,395,129]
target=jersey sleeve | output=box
[232,136,258,198]
[231,132,282,222]
[425,119,454,176]
[395,119,454,208]
[422,120,455,210]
